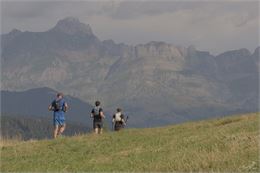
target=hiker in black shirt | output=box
[90,101,105,134]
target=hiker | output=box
[48,92,68,139]
[90,101,105,134]
[112,108,126,131]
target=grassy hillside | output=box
[1,113,259,172]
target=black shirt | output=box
[91,107,103,122]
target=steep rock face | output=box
[216,48,257,75]
[1,17,258,127]
[98,42,233,126]
[252,47,260,68]
[214,48,259,111]
[49,17,94,36]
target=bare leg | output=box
[99,128,103,134]
[94,128,99,134]
[53,125,59,139]
[58,124,66,136]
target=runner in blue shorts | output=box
[48,92,68,138]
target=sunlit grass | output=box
[1,113,259,172]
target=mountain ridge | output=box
[1,17,258,127]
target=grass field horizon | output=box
[1,113,259,172]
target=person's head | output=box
[117,108,122,112]
[57,92,63,100]
[95,101,101,107]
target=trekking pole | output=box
[112,121,114,131]
[124,116,129,127]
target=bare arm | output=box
[64,102,68,112]
[48,104,53,111]
[90,109,94,118]
[121,114,126,125]
[112,114,115,123]
[100,111,105,119]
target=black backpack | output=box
[52,100,62,112]
[93,107,102,119]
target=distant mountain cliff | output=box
[1,17,259,127]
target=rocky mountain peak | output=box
[252,47,260,64]
[49,17,94,36]
[253,47,260,56]
[145,41,167,47]
[9,29,22,35]
[187,45,197,55]
[217,48,251,59]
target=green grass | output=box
[1,113,259,172]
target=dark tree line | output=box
[1,115,91,140]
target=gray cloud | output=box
[2,1,56,19]
[1,0,259,55]
[105,1,205,19]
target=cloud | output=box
[85,5,259,54]
[1,0,259,54]
[2,1,55,19]
[104,1,204,19]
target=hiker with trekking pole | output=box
[112,108,128,131]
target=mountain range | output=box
[1,17,259,127]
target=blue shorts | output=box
[53,111,65,126]
[53,117,65,126]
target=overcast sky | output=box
[1,0,259,55]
